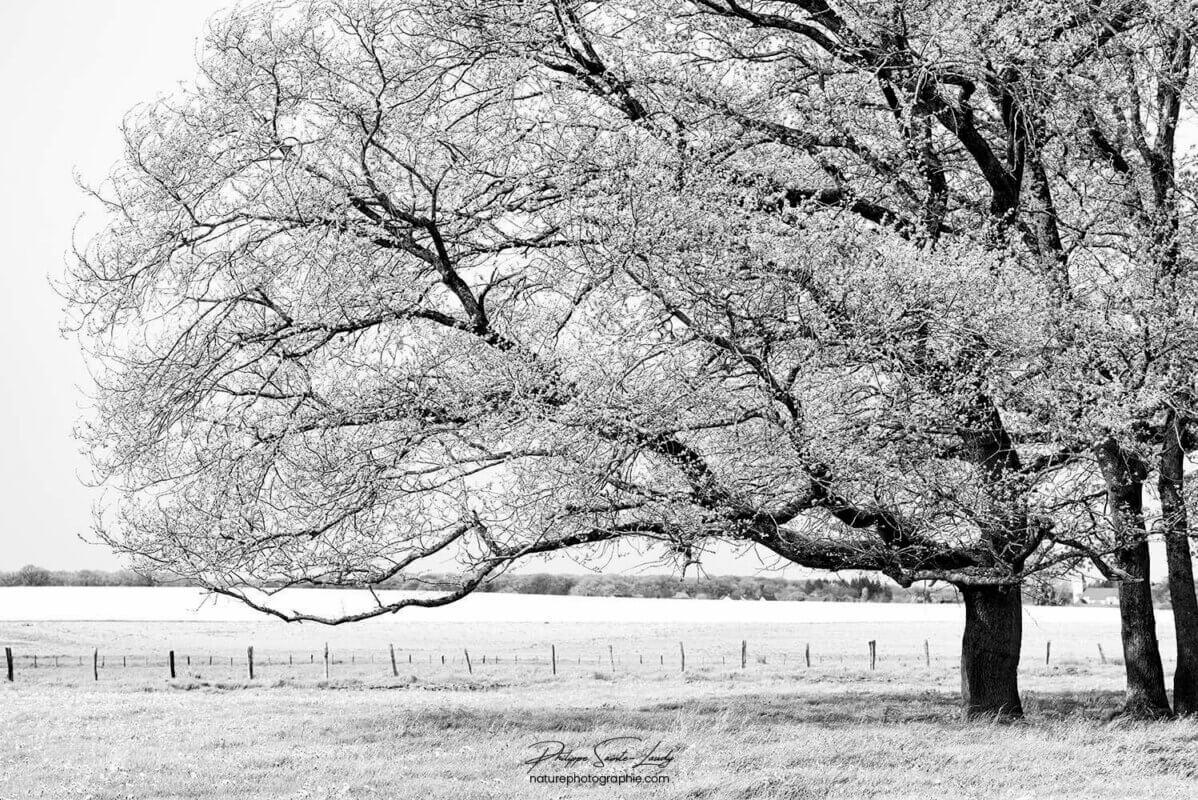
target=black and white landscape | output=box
[5,1,1198,798]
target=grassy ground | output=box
[3,620,1196,799]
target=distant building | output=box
[1080,587,1119,606]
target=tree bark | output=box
[1160,412,1198,715]
[960,584,1023,718]
[1114,540,1172,717]
[1096,438,1172,718]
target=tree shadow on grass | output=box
[393,687,1131,736]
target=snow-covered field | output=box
[0,584,1109,624]
[0,585,981,622]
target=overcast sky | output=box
[0,2,235,569]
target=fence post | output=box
[741,640,747,670]
[5,647,12,682]
[93,648,99,681]
[1098,644,1106,664]
[390,644,398,677]
[680,641,686,672]
[609,644,615,673]
[248,646,254,680]
[324,643,330,680]
[924,640,930,667]
[169,650,176,679]
[551,644,557,675]
[805,643,811,668]
[1046,641,1051,666]
[868,640,877,670]
[464,649,473,674]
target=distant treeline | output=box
[387,573,959,603]
[1,564,960,603]
[0,564,156,587]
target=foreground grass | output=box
[2,618,1195,798]
[5,668,1198,799]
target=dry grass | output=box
[2,619,1196,798]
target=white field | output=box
[0,586,1171,667]
[5,588,1195,799]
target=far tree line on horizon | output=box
[9,565,1189,607]
[64,0,1198,719]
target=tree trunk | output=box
[1114,541,1172,717]
[960,584,1023,718]
[1161,412,1198,715]
[1096,438,1172,718]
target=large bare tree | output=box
[65,0,1198,718]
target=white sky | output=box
[0,1,235,569]
[0,2,1177,582]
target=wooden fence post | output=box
[1098,644,1106,664]
[93,648,99,681]
[464,649,473,674]
[805,643,811,668]
[169,650,176,679]
[551,644,557,675]
[924,640,930,667]
[324,643,330,680]
[1046,641,1051,666]
[390,644,398,677]
[5,647,12,682]
[741,640,747,669]
[868,640,877,670]
[248,646,254,680]
[680,641,686,672]
[609,645,615,673]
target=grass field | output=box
[3,596,1197,799]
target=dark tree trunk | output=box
[1115,541,1172,717]
[1161,412,1198,715]
[960,584,1023,718]
[1096,437,1172,718]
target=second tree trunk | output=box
[1160,413,1198,715]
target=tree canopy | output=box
[66,0,1198,640]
